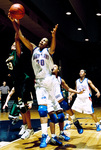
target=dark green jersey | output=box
[62,88,68,100]
[9,50,19,67]
[7,49,30,102]
[8,50,28,83]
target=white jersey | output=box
[76,78,90,99]
[31,47,54,79]
[57,76,62,85]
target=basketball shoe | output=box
[21,128,34,139]
[50,136,62,146]
[19,124,28,135]
[74,120,83,134]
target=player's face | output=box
[79,70,86,78]
[52,65,59,74]
[38,38,48,49]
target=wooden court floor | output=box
[1,107,101,150]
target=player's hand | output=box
[51,24,58,37]
[78,89,85,94]
[8,12,15,22]
[68,95,72,101]
[3,104,8,109]
[27,103,32,109]
[96,92,100,98]
[8,12,20,32]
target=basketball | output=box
[9,3,25,19]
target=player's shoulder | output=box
[33,46,38,51]
[87,79,92,84]
[76,78,79,82]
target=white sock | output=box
[51,134,56,138]
[60,131,64,134]
[66,113,69,119]
[41,123,48,135]
[96,122,99,126]
[70,114,77,122]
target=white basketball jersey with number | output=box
[76,78,89,99]
[31,47,54,78]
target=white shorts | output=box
[47,98,63,113]
[71,97,94,114]
[35,75,63,112]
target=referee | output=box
[0,81,10,112]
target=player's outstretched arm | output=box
[88,79,100,98]
[61,79,83,94]
[3,87,15,109]
[8,13,36,52]
[49,24,58,55]
[15,32,21,58]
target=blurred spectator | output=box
[0,81,10,112]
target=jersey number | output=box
[36,59,44,66]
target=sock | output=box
[41,123,48,135]
[96,122,99,126]
[66,113,69,119]
[51,134,56,138]
[70,114,77,123]
[60,130,64,134]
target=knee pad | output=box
[50,113,58,123]
[38,105,47,117]
[57,112,64,122]
[59,100,70,111]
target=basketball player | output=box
[70,69,101,131]
[52,64,83,134]
[9,14,63,147]
[4,31,34,139]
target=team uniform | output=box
[56,76,70,110]
[7,49,33,123]
[32,47,71,147]
[54,76,83,133]
[31,47,63,113]
[72,78,94,114]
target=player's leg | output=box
[19,79,34,139]
[91,113,101,131]
[51,98,70,141]
[59,99,71,130]
[8,102,20,125]
[38,105,51,148]
[48,110,62,146]
[18,99,34,139]
[59,99,83,134]
[35,86,49,148]
[85,98,101,131]
[53,79,70,139]
[67,108,83,134]
[19,103,34,139]
[56,109,70,141]
[71,98,84,134]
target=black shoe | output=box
[50,136,62,146]
[74,120,83,134]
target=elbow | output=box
[50,49,55,55]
